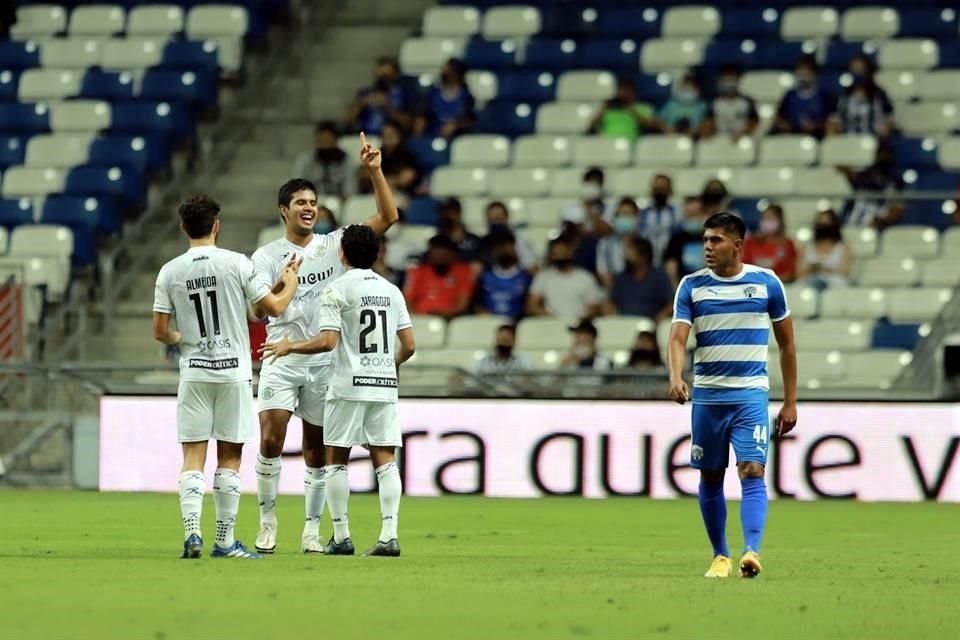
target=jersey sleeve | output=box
[152,265,173,314]
[671,277,693,325]
[238,255,270,305]
[251,246,279,290]
[767,273,790,322]
[317,284,346,333]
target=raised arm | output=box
[359,132,400,235]
[253,256,302,317]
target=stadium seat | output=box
[838,350,911,389]
[842,226,879,259]
[186,5,248,39]
[721,8,782,39]
[110,101,192,140]
[49,100,111,132]
[463,39,516,69]
[66,166,143,206]
[431,167,489,197]
[823,41,876,70]
[758,135,818,167]
[740,71,794,103]
[793,319,873,352]
[887,288,952,323]
[404,197,439,226]
[781,6,839,40]
[0,40,41,69]
[450,134,511,168]
[341,195,377,226]
[406,136,451,172]
[410,314,447,349]
[513,134,571,168]
[39,38,102,69]
[409,348,481,371]
[793,168,851,197]
[0,226,6,254]
[675,168,723,198]
[482,6,541,39]
[894,137,940,171]
[0,70,20,100]
[399,38,466,76]
[476,102,535,137]
[595,7,662,39]
[535,102,593,134]
[936,138,960,169]
[24,133,93,168]
[697,137,756,167]
[127,5,185,37]
[915,71,960,101]
[556,71,616,103]
[635,72,675,107]
[880,226,940,259]
[1,167,65,197]
[635,135,693,168]
[0,137,27,170]
[256,224,284,248]
[491,168,550,197]
[523,196,565,227]
[784,284,819,319]
[0,103,50,135]
[841,7,899,40]
[797,350,847,386]
[78,70,134,101]
[101,38,166,71]
[524,38,579,70]
[857,257,921,287]
[579,39,642,72]
[464,71,497,105]
[11,5,68,39]
[423,6,481,37]
[43,195,120,237]
[162,41,220,73]
[594,316,656,352]
[517,316,569,350]
[820,135,877,168]
[820,286,888,320]
[447,315,511,349]
[544,169,582,198]
[68,5,126,37]
[18,69,84,101]
[0,198,35,229]
[141,70,217,107]
[731,168,796,197]
[640,39,705,73]
[610,168,660,198]
[899,103,960,136]
[572,137,631,168]
[9,223,72,262]
[920,258,960,287]
[662,6,721,39]
[878,39,939,70]
[874,70,917,102]
[941,227,960,258]
[497,70,557,103]
[898,8,957,38]
[871,322,924,351]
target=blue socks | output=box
[698,480,729,558]
[740,477,768,554]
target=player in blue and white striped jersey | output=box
[667,212,798,580]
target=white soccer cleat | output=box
[255,523,277,554]
[301,534,324,554]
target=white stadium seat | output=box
[392,225,436,260]
[49,100,111,132]
[635,135,693,168]
[341,195,377,225]
[874,70,917,102]
[256,224,285,248]
[609,168,660,198]
[781,7,839,40]
[797,351,847,385]
[409,348,482,371]
[820,135,877,168]
[740,71,794,104]
[337,134,379,157]
[572,137,631,168]
[465,70,498,104]
[880,226,940,259]
[556,71,616,103]
[127,5,185,37]
[523,226,561,259]
[430,167,489,197]
[857,257,921,287]
[839,351,911,389]
[1,167,66,197]
[10,224,72,261]
[936,138,960,170]
[662,6,721,38]
[840,7,899,40]
[878,39,939,70]
[941,227,960,258]
[793,319,873,352]
[780,198,830,235]
[674,168,722,198]
[594,316,656,352]
[399,38,466,76]
[423,6,481,37]
[39,39,102,69]
[11,5,67,39]
[460,197,489,229]
[482,5,541,39]
[921,258,960,287]
[0,226,7,254]
[0,255,67,311]
[758,136,818,167]
[69,5,126,36]
[447,315,512,349]
[640,39,704,73]
[491,168,551,197]
[100,38,166,71]
[842,226,879,259]
[697,137,756,167]
[516,317,570,350]
[410,315,447,349]
[783,284,819,319]
[547,169,585,198]
[898,103,960,136]
[25,134,93,168]
[793,168,852,197]
[450,134,511,168]
[887,288,952,323]
[915,71,960,101]
[820,287,888,320]
[18,69,82,101]
[513,135,572,168]
[732,167,796,197]
[187,5,248,38]
[535,102,593,134]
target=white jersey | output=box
[318,268,412,403]
[251,230,346,366]
[153,246,269,383]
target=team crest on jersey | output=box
[743,285,758,298]
[261,387,274,400]
[314,245,327,258]
[691,445,704,461]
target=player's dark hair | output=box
[179,194,220,239]
[278,178,318,208]
[341,225,380,269]
[486,200,509,216]
[704,212,746,240]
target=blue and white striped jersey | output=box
[672,264,790,404]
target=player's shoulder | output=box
[252,237,287,259]
[742,263,785,287]
[679,267,713,289]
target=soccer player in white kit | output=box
[251,134,399,554]
[261,224,415,557]
[152,194,302,559]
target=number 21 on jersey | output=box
[359,309,389,354]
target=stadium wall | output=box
[98,398,959,503]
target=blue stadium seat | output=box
[79,70,136,101]
[524,39,579,70]
[39,199,97,266]
[65,166,145,208]
[540,7,600,38]
[721,8,783,38]
[476,102,536,137]
[161,41,220,73]
[0,70,21,100]
[595,8,663,38]
[42,195,121,238]
[464,39,516,70]
[754,41,813,70]
[902,200,956,230]
[496,70,557,103]
[703,40,758,70]
[109,101,193,140]
[0,198,34,230]
[908,171,960,192]
[936,42,960,69]
[871,323,922,351]
[635,72,673,107]
[824,42,875,70]
[0,41,41,70]
[894,138,941,172]
[898,9,958,38]
[404,197,440,226]
[728,199,763,232]
[406,136,451,172]
[0,137,27,170]
[89,135,148,173]
[0,103,50,135]
[140,69,218,108]
[579,38,643,71]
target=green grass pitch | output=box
[1,491,958,639]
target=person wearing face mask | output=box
[828,55,895,138]
[838,142,905,229]
[475,230,533,321]
[560,167,617,237]
[639,174,680,266]
[597,197,641,289]
[474,325,532,375]
[659,75,708,135]
[663,181,731,285]
[700,65,758,140]
[477,201,537,271]
[742,205,798,283]
[415,58,476,139]
[797,209,852,289]
[561,320,613,371]
[292,121,354,199]
[312,206,338,236]
[589,77,657,141]
[626,331,664,370]
[343,57,413,135]
[526,237,604,320]
[604,236,674,320]
[771,56,835,139]
[404,235,475,318]
[435,197,481,266]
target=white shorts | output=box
[177,380,255,444]
[324,399,402,448]
[257,361,331,426]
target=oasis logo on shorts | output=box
[359,356,395,367]
[691,445,704,461]
[744,285,758,298]
[261,388,275,400]
[353,376,397,388]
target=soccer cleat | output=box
[181,534,203,559]
[324,536,355,556]
[301,534,325,554]
[211,540,262,559]
[704,555,733,578]
[363,539,401,557]
[255,523,277,554]
[739,550,762,578]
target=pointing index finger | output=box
[360,131,367,148]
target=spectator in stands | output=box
[700,65,758,140]
[474,325,533,374]
[314,205,338,235]
[475,230,533,321]
[604,236,674,320]
[436,197,481,265]
[626,330,664,370]
[742,204,797,283]
[663,181,729,284]
[589,77,658,141]
[477,201,537,270]
[659,74,708,136]
[561,167,615,234]
[771,56,835,139]
[359,120,420,196]
[597,197,641,288]
[404,235,476,318]
[292,121,353,199]
[639,174,680,266]
[561,320,613,371]
[343,56,413,135]
[797,209,852,289]
[416,58,476,139]
[829,55,895,138]
[838,142,904,229]
[527,237,604,320]
[372,235,403,287]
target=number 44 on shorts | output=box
[753,424,768,445]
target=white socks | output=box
[255,454,280,525]
[213,468,241,549]
[304,466,326,536]
[376,462,401,543]
[325,464,351,543]
[178,470,205,540]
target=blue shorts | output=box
[690,402,772,470]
